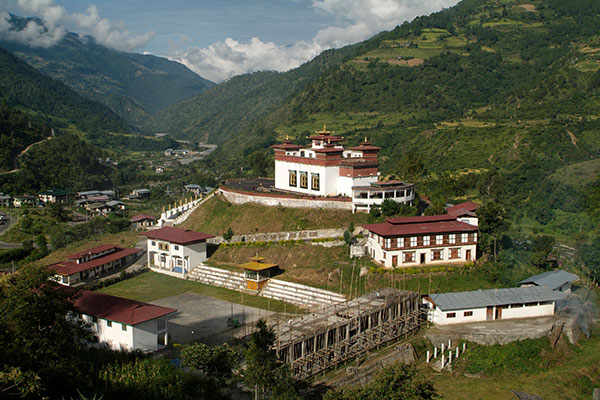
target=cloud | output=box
[170,0,458,82]
[2,0,154,52]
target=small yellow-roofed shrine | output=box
[237,256,278,291]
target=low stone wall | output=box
[207,228,345,245]
[218,187,353,211]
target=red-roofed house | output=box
[362,214,478,268]
[130,214,157,229]
[272,125,415,212]
[447,201,480,226]
[49,245,142,286]
[75,290,176,351]
[140,227,215,276]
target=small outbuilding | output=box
[236,256,278,291]
[518,270,579,294]
[131,214,157,229]
[424,286,567,326]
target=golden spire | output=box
[315,123,334,135]
[365,136,368,142]
[328,137,331,144]
[286,134,289,141]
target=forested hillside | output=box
[0,46,129,133]
[1,15,214,129]
[147,44,361,144]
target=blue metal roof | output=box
[518,270,579,290]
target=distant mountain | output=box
[0,15,215,128]
[0,46,130,133]
[145,44,360,144]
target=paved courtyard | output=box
[151,292,275,346]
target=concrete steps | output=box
[261,279,345,309]
[188,265,246,291]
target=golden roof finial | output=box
[315,123,334,135]
[365,136,368,143]
[328,137,331,144]
[286,134,289,141]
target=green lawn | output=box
[98,270,304,314]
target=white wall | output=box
[275,160,339,196]
[133,319,159,351]
[430,307,488,325]
[219,188,353,210]
[185,241,207,266]
[429,302,555,325]
[85,315,134,351]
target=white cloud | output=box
[170,0,458,82]
[2,0,154,52]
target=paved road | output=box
[0,214,21,249]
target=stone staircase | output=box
[187,264,246,291]
[261,279,346,309]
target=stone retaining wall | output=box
[218,187,353,210]
[207,228,345,245]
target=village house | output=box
[128,188,151,200]
[74,290,176,351]
[446,200,480,226]
[423,286,567,325]
[131,214,157,229]
[38,189,69,204]
[271,125,415,212]
[12,195,38,207]
[0,193,12,207]
[518,270,579,294]
[362,212,478,268]
[76,190,115,200]
[49,244,142,286]
[140,226,215,276]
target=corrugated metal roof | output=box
[518,270,579,290]
[429,286,567,311]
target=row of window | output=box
[150,241,179,251]
[289,171,320,191]
[86,315,128,331]
[378,248,465,264]
[378,233,477,249]
[446,311,473,318]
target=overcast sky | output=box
[1,0,459,82]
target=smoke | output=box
[0,0,154,51]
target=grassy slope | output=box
[98,271,303,314]
[179,194,369,235]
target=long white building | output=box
[140,226,215,276]
[271,125,415,212]
[423,286,567,325]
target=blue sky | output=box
[0,0,459,82]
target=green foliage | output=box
[47,202,71,222]
[459,339,551,375]
[477,200,508,258]
[530,235,556,270]
[0,366,42,398]
[181,342,238,384]
[98,358,186,400]
[343,230,352,245]
[223,227,234,241]
[580,236,600,281]
[324,363,437,400]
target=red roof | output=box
[447,201,480,215]
[308,135,344,141]
[68,244,119,260]
[363,220,478,237]
[271,141,302,150]
[139,226,215,244]
[50,247,141,276]
[313,147,344,153]
[131,214,157,222]
[385,214,456,225]
[75,290,176,325]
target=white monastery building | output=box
[75,290,176,351]
[141,226,215,276]
[362,211,479,268]
[271,125,415,212]
[423,286,567,325]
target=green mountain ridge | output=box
[0,15,215,129]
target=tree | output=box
[47,202,70,222]
[343,230,352,246]
[181,342,238,384]
[248,151,269,176]
[0,265,91,398]
[324,363,437,400]
[35,234,48,254]
[244,319,296,400]
[530,235,556,270]
[477,200,507,260]
[581,236,600,281]
[223,227,234,241]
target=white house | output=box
[75,290,176,351]
[271,125,415,212]
[423,286,567,325]
[140,226,215,276]
[518,270,579,294]
[362,214,478,268]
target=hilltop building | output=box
[362,210,478,268]
[423,286,567,325]
[49,244,142,286]
[140,226,215,276]
[131,214,157,229]
[271,125,415,212]
[75,290,176,351]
